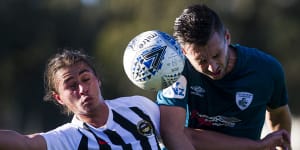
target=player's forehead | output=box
[54,62,93,83]
[190,33,225,52]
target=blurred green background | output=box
[0,0,299,135]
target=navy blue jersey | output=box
[157,44,288,140]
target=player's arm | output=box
[160,105,289,150]
[159,105,195,150]
[266,105,291,134]
[185,127,290,150]
[0,130,47,150]
[266,104,292,149]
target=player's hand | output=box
[260,129,290,150]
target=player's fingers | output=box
[283,131,290,144]
[277,129,291,150]
[278,129,291,144]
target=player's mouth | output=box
[209,70,221,79]
[81,96,93,105]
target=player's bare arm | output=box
[185,127,290,150]
[266,105,292,133]
[160,105,195,150]
[0,130,46,150]
[266,104,292,149]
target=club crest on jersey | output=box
[235,92,253,110]
[137,120,153,136]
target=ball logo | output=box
[137,120,153,136]
[138,32,158,49]
[132,45,166,82]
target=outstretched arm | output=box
[0,130,46,150]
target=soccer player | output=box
[0,49,161,150]
[157,4,292,150]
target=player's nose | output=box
[79,84,88,95]
[207,61,218,73]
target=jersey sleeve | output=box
[40,123,82,150]
[156,75,188,109]
[267,57,289,109]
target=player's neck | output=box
[78,103,109,128]
[225,47,237,74]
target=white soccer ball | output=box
[123,30,185,91]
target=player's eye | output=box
[67,82,78,90]
[80,73,92,83]
[82,78,90,82]
[212,54,219,59]
[199,59,207,65]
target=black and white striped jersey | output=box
[40,96,161,150]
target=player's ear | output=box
[181,45,188,55]
[98,79,102,87]
[224,29,231,45]
[52,92,64,105]
[95,76,101,87]
[97,78,102,88]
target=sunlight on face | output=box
[183,32,231,80]
[53,62,103,115]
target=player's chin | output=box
[207,73,223,80]
[208,70,225,80]
[209,76,220,80]
[80,104,95,113]
[77,108,93,115]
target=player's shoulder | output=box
[234,44,283,68]
[106,96,156,108]
[41,123,79,136]
[235,44,278,61]
[106,96,159,117]
[40,123,82,150]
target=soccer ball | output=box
[123,30,185,91]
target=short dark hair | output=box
[174,4,225,46]
[43,49,98,113]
